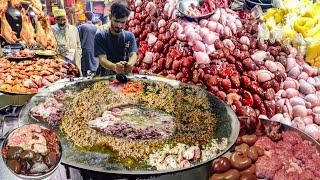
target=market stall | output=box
[1,0,320,179]
[0,0,79,109]
[126,0,320,141]
[125,0,320,178]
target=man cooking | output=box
[51,9,82,75]
[94,2,137,76]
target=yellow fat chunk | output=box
[274,11,285,24]
[263,9,277,21]
[306,42,320,67]
[306,23,320,38]
[314,56,320,67]
[294,17,317,36]
[283,28,297,39]
[303,3,320,18]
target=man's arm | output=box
[97,54,116,71]
[126,33,138,72]
[98,55,126,74]
[128,52,137,66]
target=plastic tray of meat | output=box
[18,75,240,177]
[177,0,217,19]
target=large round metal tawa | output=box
[18,75,240,177]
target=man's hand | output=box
[114,61,127,74]
[125,63,134,73]
[114,62,125,74]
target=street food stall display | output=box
[127,0,320,142]
[1,0,320,179]
[0,0,79,108]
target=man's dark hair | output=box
[85,11,93,21]
[110,2,130,19]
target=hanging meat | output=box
[30,0,42,10]
[0,13,18,44]
[35,16,47,48]
[10,0,22,8]
[20,8,36,46]
[0,0,8,13]
[29,0,44,17]
[42,17,57,49]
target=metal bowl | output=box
[177,0,217,19]
[1,124,62,180]
[19,75,239,177]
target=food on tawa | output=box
[60,79,225,170]
[30,90,73,126]
[2,124,61,176]
[148,138,227,170]
[0,57,79,93]
[88,105,176,140]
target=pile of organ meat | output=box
[2,124,61,175]
[0,57,79,93]
[127,0,320,141]
[255,131,320,179]
[87,106,176,140]
[30,90,72,126]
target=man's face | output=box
[110,16,128,34]
[55,16,67,28]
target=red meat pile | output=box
[254,131,320,179]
